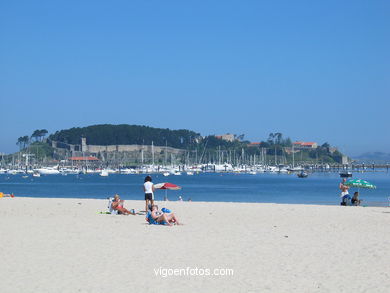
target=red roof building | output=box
[248,142,262,147]
[69,156,99,161]
[293,142,318,149]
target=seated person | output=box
[351,191,362,206]
[149,205,180,226]
[111,194,135,215]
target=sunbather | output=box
[150,205,180,226]
[0,192,14,198]
[111,194,135,215]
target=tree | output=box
[237,134,245,141]
[16,136,30,151]
[283,137,292,146]
[31,130,41,142]
[39,129,48,141]
[21,136,30,148]
[267,133,275,145]
[16,137,23,151]
[267,132,283,145]
[274,133,282,145]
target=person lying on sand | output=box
[111,194,135,215]
[0,192,14,198]
[150,205,180,226]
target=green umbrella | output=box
[344,179,376,189]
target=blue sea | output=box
[1,172,389,206]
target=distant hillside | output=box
[48,124,201,148]
[353,152,390,163]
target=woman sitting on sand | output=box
[111,194,135,215]
[150,205,180,226]
[351,192,362,206]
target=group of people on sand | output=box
[339,178,361,206]
[109,176,180,226]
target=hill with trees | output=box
[6,125,346,165]
[48,124,202,149]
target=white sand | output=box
[1,197,389,293]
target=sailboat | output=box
[100,169,109,177]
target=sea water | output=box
[1,172,389,206]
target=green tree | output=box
[274,132,282,145]
[16,137,23,151]
[283,137,292,146]
[267,133,275,145]
[16,136,30,151]
[39,129,48,141]
[21,136,30,148]
[31,130,41,142]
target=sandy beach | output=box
[1,197,389,293]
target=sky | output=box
[1,0,389,156]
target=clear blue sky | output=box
[1,0,389,156]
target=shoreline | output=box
[5,196,389,208]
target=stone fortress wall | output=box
[51,137,185,156]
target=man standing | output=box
[339,178,350,205]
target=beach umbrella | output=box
[343,179,376,205]
[154,182,182,201]
[344,179,376,189]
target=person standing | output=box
[339,178,350,205]
[144,176,155,212]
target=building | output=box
[215,133,235,142]
[341,155,350,165]
[68,156,100,167]
[68,156,99,162]
[50,137,186,165]
[248,142,262,147]
[293,141,318,149]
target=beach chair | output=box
[107,197,118,215]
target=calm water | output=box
[1,172,389,206]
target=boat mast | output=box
[165,140,167,167]
[152,141,154,168]
[274,146,277,166]
[141,140,144,165]
[292,144,295,168]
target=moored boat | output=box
[340,171,352,178]
[297,171,308,178]
[35,167,60,175]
